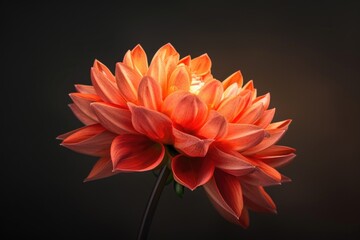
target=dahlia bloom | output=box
[58,43,295,227]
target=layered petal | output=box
[197,110,228,140]
[173,128,213,157]
[61,124,116,157]
[221,124,265,152]
[254,145,296,168]
[241,183,277,213]
[123,44,148,76]
[235,101,264,124]
[172,154,214,190]
[69,93,101,121]
[240,161,282,186]
[197,79,223,108]
[255,108,275,128]
[242,128,286,155]
[204,170,243,218]
[190,54,211,76]
[217,92,250,122]
[137,76,163,111]
[91,102,136,134]
[75,84,96,95]
[128,103,173,144]
[69,103,97,125]
[84,157,116,182]
[111,134,164,172]
[115,62,142,103]
[168,65,191,93]
[222,71,243,90]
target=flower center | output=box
[189,74,205,94]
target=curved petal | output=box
[222,71,243,90]
[91,102,136,134]
[197,110,228,140]
[255,108,275,128]
[241,183,277,213]
[137,76,163,111]
[172,154,214,190]
[217,93,248,122]
[84,157,117,182]
[242,128,286,155]
[128,103,173,144]
[235,102,264,124]
[152,43,178,61]
[69,93,101,121]
[147,57,167,96]
[197,79,223,108]
[240,161,282,186]
[179,55,191,66]
[93,59,116,82]
[207,147,255,176]
[91,66,126,106]
[173,128,213,157]
[75,84,96,95]
[130,44,148,76]
[222,124,265,152]
[168,65,191,93]
[61,124,116,157]
[115,62,142,103]
[242,80,254,92]
[267,119,292,131]
[163,92,208,131]
[111,134,164,172]
[253,93,270,110]
[204,170,243,218]
[254,145,296,168]
[255,145,296,156]
[190,53,212,76]
[69,103,97,125]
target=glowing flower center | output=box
[189,74,205,94]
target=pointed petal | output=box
[91,66,126,106]
[57,128,81,140]
[255,145,296,156]
[69,103,97,125]
[253,93,270,110]
[128,103,173,144]
[111,134,164,172]
[222,82,239,99]
[242,128,286,155]
[217,93,248,122]
[190,53,212,76]
[254,145,296,168]
[168,65,191,93]
[152,43,178,61]
[91,102,136,134]
[115,62,142,103]
[122,50,134,69]
[255,108,275,128]
[197,79,223,108]
[259,153,296,168]
[172,154,215,190]
[93,59,116,82]
[222,124,265,152]
[173,128,213,157]
[236,102,264,124]
[222,71,243,89]
[197,110,228,140]
[137,76,163,111]
[207,147,255,176]
[204,170,243,218]
[179,55,191,66]
[75,84,96,95]
[267,119,292,131]
[147,57,167,96]
[242,80,254,92]
[240,161,282,186]
[84,157,117,182]
[242,184,277,213]
[69,93,100,121]
[61,124,116,157]
[131,44,148,76]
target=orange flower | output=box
[58,43,295,228]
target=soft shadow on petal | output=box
[173,128,213,157]
[69,93,101,121]
[235,102,264,124]
[128,103,173,144]
[111,134,164,172]
[75,84,96,95]
[240,161,282,186]
[69,103,97,125]
[197,110,228,140]
[242,128,286,155]
[255,108,275,129]
[168,65,191,94]
[91,102,136,135]
[197,79,223,108]
[115,62,142,103]
[84,157,117,182]
[241,183,277,213]
[138,76,163,111]
[190,54,212,76]
[172,154,214,190]
[131,44,148,76]
[222,71,243,90]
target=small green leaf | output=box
[174,181,185,198]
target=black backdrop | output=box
[3,1,360,239]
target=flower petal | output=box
[147,57,167,96]
[69,103,97,125]
[93,59,116,82]
[254,145,296,168]
[137,76,163,111]
[207,147,255,176]
[168,65,191,93]
[253,93,270,110]
[222,71,243,90]
[267,119,292,131]
[197,79,223,108]
[241,183,277,213]
[91,102,136,134]
[197,110,228,140]
[204,170,243,218]
[172,154,215,190]
[75,84,96,95]
[217,93,249,122]
[84,157,117,182]
[69,93,101,121]
[61,124,116,157]
[91,64,126,106]
[173,128,213,157]
[235,102,264,124]
[222,124,265,152]
[128,103,173,144]
[258,153,296,168]
[190,53,212,76]
[152,43,178,61]
[240,161,282,186]
[179,55,191,66]
[111,134,164,172]
[115,62,142,103]
[242,128,286,155]
[130,44,148,76]
[255,108,275,128]
[163,93,208,131]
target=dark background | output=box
[3,1,360,239]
